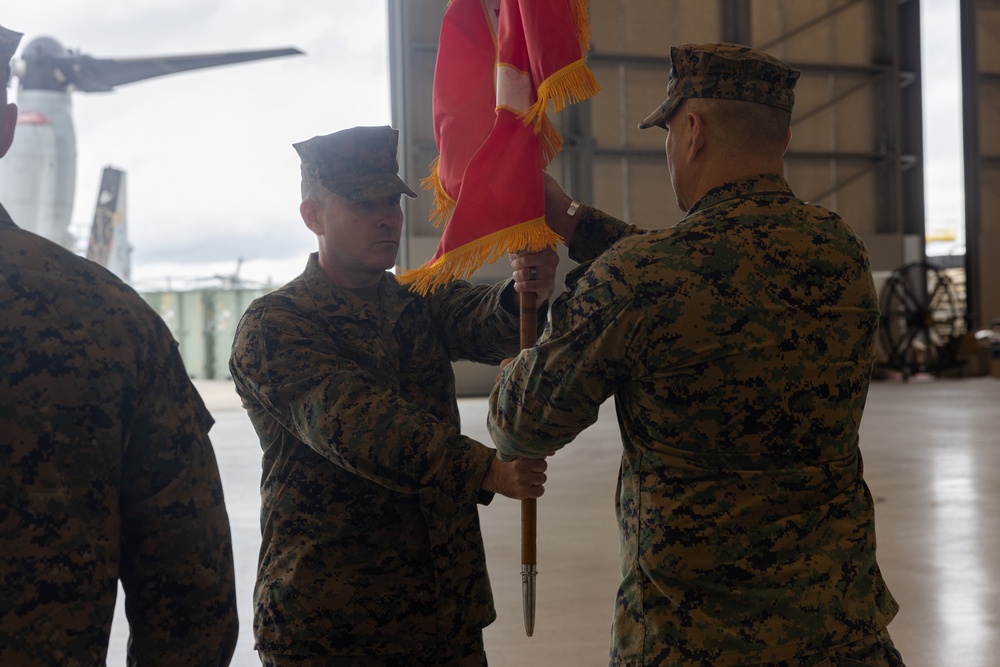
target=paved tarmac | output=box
[105,375,1000,667]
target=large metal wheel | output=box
[878,261,965,378]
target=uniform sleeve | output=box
[487,247,646,460]
[427,278,542,363]
[568,205,644,265]
[230,303,497,505]
[119,323,239,667]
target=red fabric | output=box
[432,0,499,199]
[400,0,596,293]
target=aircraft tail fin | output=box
[86,167,131,282]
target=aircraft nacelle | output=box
[18,36,75,91]
[0,89,77,249]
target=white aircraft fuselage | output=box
[0,89,76,250]
[0,35,302,282]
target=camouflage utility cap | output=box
[294,125,417,202]
[639,42,801,130]
[0,24,23,79]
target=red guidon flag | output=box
[396,0,600,295]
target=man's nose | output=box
[380,203,404,225]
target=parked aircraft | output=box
[0,35,302,280]
[84,166,130,280]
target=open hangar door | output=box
[387,0,947,391]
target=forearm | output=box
[487,369,594,461]
[567,205,644,264]
[233,302,501,503]
[121,355,238,663]
[432,280,519,360]
[488,249,643,461]
[543,180,583,244]
[251,363,498,503]
[121,502,238,665]
[543,173,642,261]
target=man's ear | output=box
[0,102,18,159]
[300,199,323,236]
[687,110,706,161]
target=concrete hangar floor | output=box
[103,375,1000,667]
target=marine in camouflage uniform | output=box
[230,126,552,665]
[488,44,904,666]
[0,23,238,665]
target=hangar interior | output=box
[386,0,999,390]
[106,4,1000,664]
[365,9,1000,667]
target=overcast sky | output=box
[4,1,391,290]
[4,0,964,289]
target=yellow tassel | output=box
[420,155,440,193]
[397,218,564,296]
[538,114,563,167]
[524,60,602,132]
[568,0,592,56]
[420,157,457,229]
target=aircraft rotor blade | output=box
[51,48,303,92]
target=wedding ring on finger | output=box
[530,267,538,280]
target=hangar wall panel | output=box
[963,0,1000,328]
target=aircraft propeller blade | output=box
[21,44,302,92]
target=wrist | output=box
[481,457,498,493]
[555,200,581,245]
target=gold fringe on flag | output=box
[524,0,601,144]
[397,217,564,296]
[538,113,563,167]
[524,59,602,134]
[420,156,456,229]
[568,0,591,57]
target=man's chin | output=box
[372,245,399,269]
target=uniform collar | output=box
[685,173,792,218]
[301,252,415,322]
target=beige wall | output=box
[973,4,1000,327]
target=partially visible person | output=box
[0,23,239,666]
[229,125,555,666]
[489,43,903,666]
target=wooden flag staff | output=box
[394,0,599,637]
[519,290,538,636]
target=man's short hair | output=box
[685,97,791,154]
